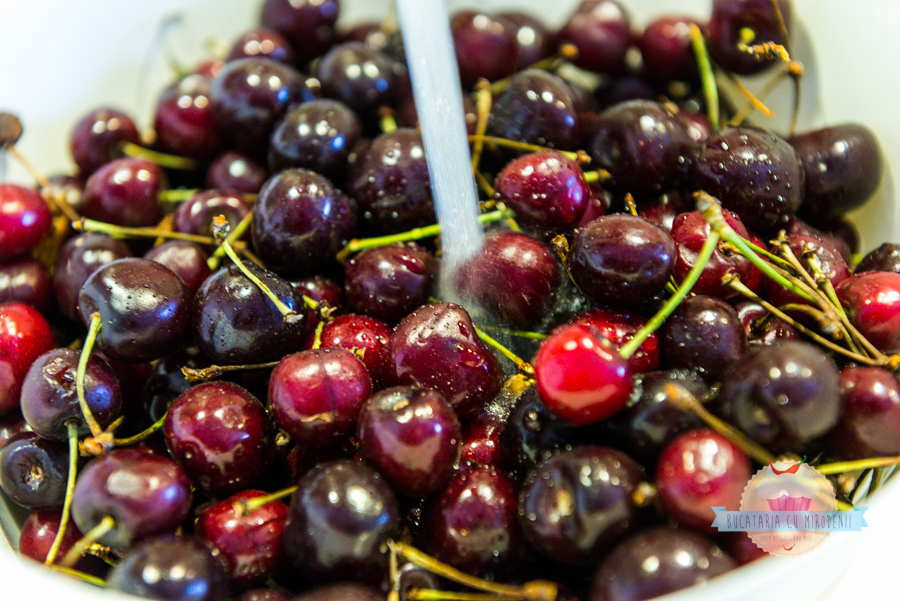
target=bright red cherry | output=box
[0,302,55,413]
[836,271,900,352]
[0,184,53,261]
[533,322,633,425]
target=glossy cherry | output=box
[450,10,518,89]
[206,151,269,193]
[0,432,68,509]
[0,184,53,261]
[77,157,165,228]
[835,271,900,352]
[315,42,404,120]
[707,0,792,75]
[0,302,55,413]
[153,73,223,161]
[52,232,133,321]
[228,26,295,64]
[260,0,340,64]
[316,314,391,388]
[557,0,632,74]
[0,258,53,313]
[828,367,900,459]
[69,107,141,175]
[144,240,212,296]
[569,308,660,375]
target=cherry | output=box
[106,534,229,601]
[386,302,503,417]
[0,184,53,260]
[69,107,141,175]
[252,168,356,277]
[519,445,648,567]
[714,340,842,453]
[71,447,193,548]
[835,271,900,352]
[144,240,212,296]
[764,233,850,310]
[458,392,515,472]
[206,151,269,193]
[173,189,251,242]
[707,0,792,75]
[828,367,900,459]
[590,527,736,601]
[192,261,306,364]
[78,258,192,363]
[533,322,633,425]
[315,42,404,120]
[139,346,211,424]
[52,232,133,322]
[260,0,340,65]
[283,459,399,583]
[153,73,223,161]
[568,214,676,309]
[500,11,554,69]
[0,411,30,448]
[316,314,391,388]
[0,258,53,313]
[0,302,55,413]
[691,126,804,233]
[569,308,660,375]
[356,385,461,498]
[422,465,521,578]
[343,242,437,326]
[18,509,105,573]
[557,0,632,75]
[655,429,751,533]
[268,99,362,182]
[659,295,749,381]
[734,300,800,347]
[494,151,590,233]
[77,157,165,228]
[856,243,900,275]
[586,100,697,196]
[228,27,295,64]
[195,489,289,588]
[20,348,121,441]
[164,380,274,497]
[638,16,702,83]
[450,10,518,89]
[0,432,68,509]
[268,348,372,448]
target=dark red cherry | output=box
[655,429,751,532]
[735,301,800,347]
[590,527,737,601]
[0,432,68,509]
[144,241,212,296]
[707,0,792,75]
[855,243,900,275]
[0,302,55,413]
[107,534,229,601]
[557,0,632,74]
[0,258,53,313]
[153,73,223,160]
[260,0,340,64]
[454,231,560,329]
[828,367,900,459]
[317,314,391,388]
[356,385,461,498]
[252,168,356,277]
[77,157,164,228]
[228,27,295,64]
[195,489,288,588]
[283,460,399,583]
[660,295,749,381]
[835,271,900,352]
[344,242,437,326]
[386,302,503,417]
[494,151,590,232]
[71,447,193,548]
[173,189,252,242]
[139,346,211,424]
[533,322,633,425]
[422,465,521,578]
[0,184,53,260]
[315,42,403,120]
[450,11,518,89]
[569,308,659,374]
[519,445,647,566]
[192,261,307,364]
[206,151,269,193]
[568,214,676,308]
[268,348,372,448]
[587,100,697,196]
[19,509,105,573]
[638,16,701,83]
[715,341,842,453]
[78,258,192,363]
[692,126,804,233]
[53,232,133,322]
[764,234,850,310]
[500,11,554,69]
[20,348,121,441]
[164,381,274,497]
[69,107,141,175]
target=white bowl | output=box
[1,0,899,600]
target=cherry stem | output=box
[689,24,720,131]
[474,325,535,377]
[113,411,168,447]
[47,565,107,588]
[44,422,80,566]
[390,541,558,601]
[475,167,497,197]
[407,590,522,601]
[582,169,610,184]
[662,382,776,466]
[619,230,720,359]
[470,83,492,172]
[60,515,115,569]
[77,313,105,440]
[182,361,281,383]
[816,456,900,476]
[76,217,218,246]
[337,208,515,263]
[236,486,296,516]
[379,107,399,134]
[120,141,198,170]
[724,69,778,127]
[477,324,547,341]
[466,134,586,163]
[207,212,253,270]
[311,320,325,350]
[695,191,817,304]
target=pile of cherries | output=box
[2,0,899,600]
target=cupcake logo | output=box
[710,460,868,557]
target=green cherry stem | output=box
[470,82,492,172]
[120,141,198,170]
[44,421,80,566]
[815,456,900,476]
[47,565,107,588]
[407,590,522,601]
[689,23,720,131]
[207,212,253,270]
[77,314,106,442]
[76,217,218,246]
[337,208,515,263]
[112,412,168,447]
[236,486,296,516]
[60,516,115,569]
[466,135,586,163]
[619,230,720,359]
[476,324,547,341]
[474,325,535,377]
[182,361,282,383]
